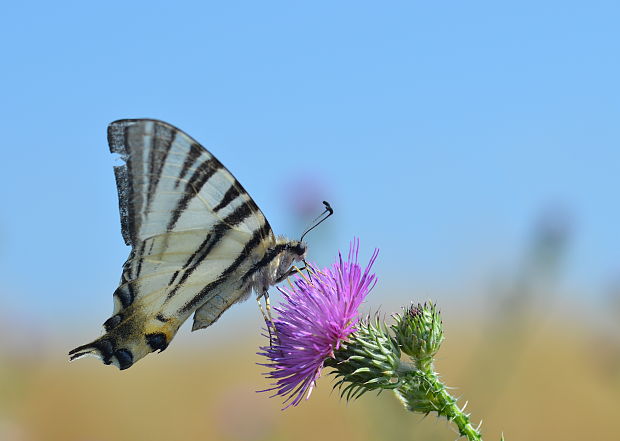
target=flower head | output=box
[259,238,378,408]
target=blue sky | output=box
[0,1,618,325]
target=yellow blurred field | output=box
[2,311,618,441]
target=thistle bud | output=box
[391,302,443,369]
[326,317,403,400]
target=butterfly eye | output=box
[296,243,307,257]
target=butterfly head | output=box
[267,238,307,285]
[280,239,308,269]
[287,240,308,259]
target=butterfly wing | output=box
[70,119,276,369]
[108,119,272,245]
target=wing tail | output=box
[68,337,120,366]
[69,313,179,370]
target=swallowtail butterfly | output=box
[69,119,308,370]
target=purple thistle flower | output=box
[259,238,379,408]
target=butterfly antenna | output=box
[299,201,334,280]
[299,201,334,243]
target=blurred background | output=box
[0,1,619,440]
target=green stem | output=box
[394,368,482,441]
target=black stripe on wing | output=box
[175,143,204,189]
[213,185,241,212]
[165,202,258,301]
[167,233,213,288]
[180,221,273,314]
[166,156,222,231]
[146,125,176,212]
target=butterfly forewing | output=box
[108,119,272,243]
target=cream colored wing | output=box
[69,119,276,369]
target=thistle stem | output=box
[395,369,482,441]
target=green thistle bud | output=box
[391,302,444,370]
[326,316,403,400]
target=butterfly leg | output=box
[256,294,270,327]
[300,260,314,282]
[257,290,277,345]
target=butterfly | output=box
[69,119,316,370]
